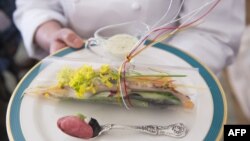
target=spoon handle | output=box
[111,123,188,138]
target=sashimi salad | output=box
[25,64,194,109]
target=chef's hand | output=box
[35,20,84,54]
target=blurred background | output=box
[0,1,249,141]
[1,0,38,140]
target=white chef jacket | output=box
[14,0,245,74]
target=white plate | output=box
[7,43,227,141]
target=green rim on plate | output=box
[6,43,227,141]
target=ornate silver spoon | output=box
[57,115,188,139]
[98,123,188,138]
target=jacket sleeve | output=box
[14,0,67,59]
[169,0,245,74]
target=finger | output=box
[57,28,84,48]
[50,40,67,54]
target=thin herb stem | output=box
[126,74,186,78]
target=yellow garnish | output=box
[100,64,110,74]
[57,66,74,87]
[99,65,118,88]
[100,76,113,88]
[44,93,50,98]
[56,64,118,98]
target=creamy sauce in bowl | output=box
[104,34,139,58]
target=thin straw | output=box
[118,0,221,109]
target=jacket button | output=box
[132,2,141,11]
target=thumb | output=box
[50,40,67,54]
[56,28,84,48]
